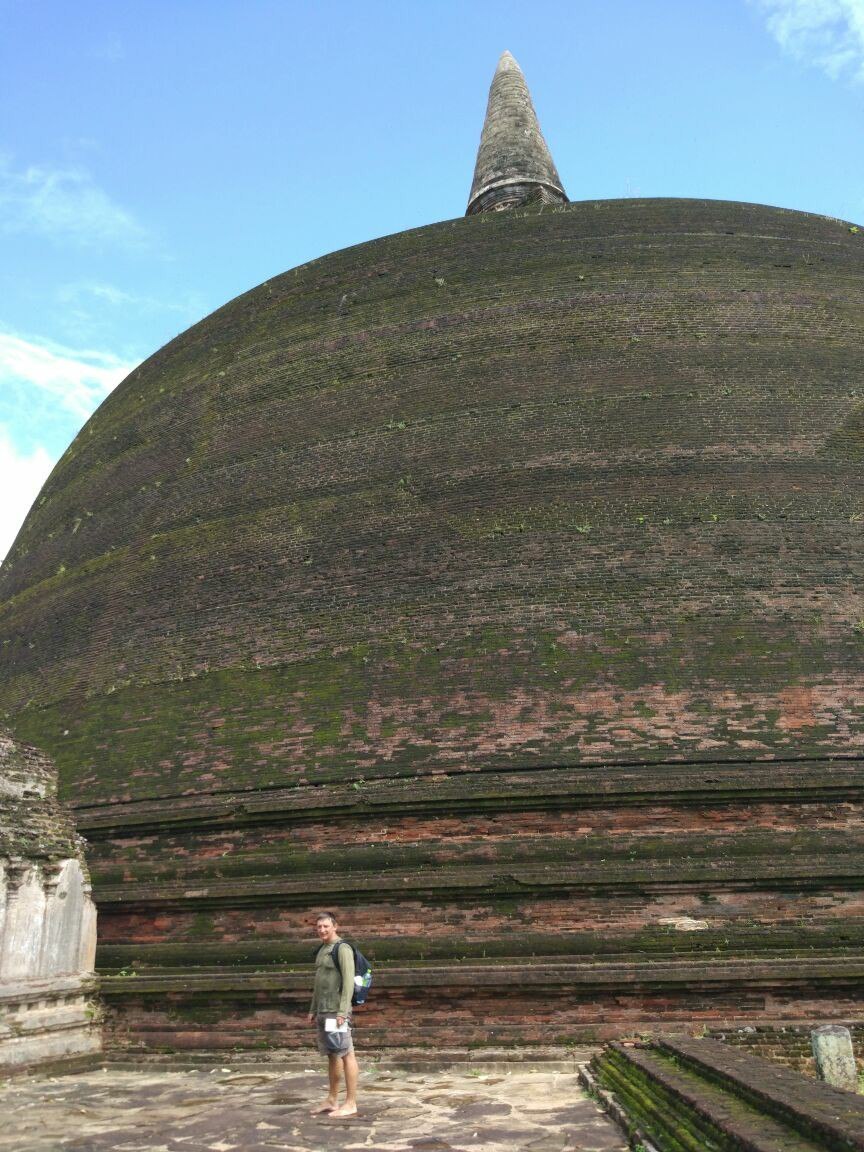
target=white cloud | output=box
[754,0,864,82]
[0,332,139,561]
[0,156,149,249]
[0,330,138,421]
[59,281,140,308]
[50,281,204,349]
[0,430,55,564]
[57,279,197,316]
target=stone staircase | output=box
[586,1035,864,1151]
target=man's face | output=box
[316,916,337,943]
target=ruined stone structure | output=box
[1,54,864,1054]
[0,730,100,1068]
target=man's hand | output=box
[307,1012,315,1024]
[336,1015,346,1027]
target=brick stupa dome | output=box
[2,56,864,1052]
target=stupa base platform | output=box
[98,954,864,1054]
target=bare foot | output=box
[330,1103,358,1119]
[310,1100,337,1115]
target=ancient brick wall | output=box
[82,760,864,1050]
[708,1023,864,1077]
[1,199,863,1049]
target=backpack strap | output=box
[330,940,343,993]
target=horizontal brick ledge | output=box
[0,973,99,1006]
[73,758,864,837]
[92,854,864,908]
[97,953,864,996]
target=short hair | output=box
[316,910,338,924]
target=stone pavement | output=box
[1,1063,628,1152]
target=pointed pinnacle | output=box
[467,51,567,215]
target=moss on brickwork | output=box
[0,728,80,862]
[2,200,863,804]
[2,198,864,1049]
[8,616,858,804]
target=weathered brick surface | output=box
[592,1040,856,1151]
[708,1023,864,1078]
[0,730,79,862]
[656,1035,864,1146]
[4,201,864,793]
[98,961,864,1052]
[1,199,863,1049]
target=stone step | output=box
[592,1041,847,1152]
[656,1035,864,1149]
[102,1044,598,1073]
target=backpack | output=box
[318,939,373,1007]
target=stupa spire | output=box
[467,51,567,215]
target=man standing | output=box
[307,911,358,1118]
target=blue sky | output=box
[1,0,863,560]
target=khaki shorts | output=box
[316,1013,354,1057]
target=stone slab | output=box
[0,1063,628,1151]
[812,1024,858,1092]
